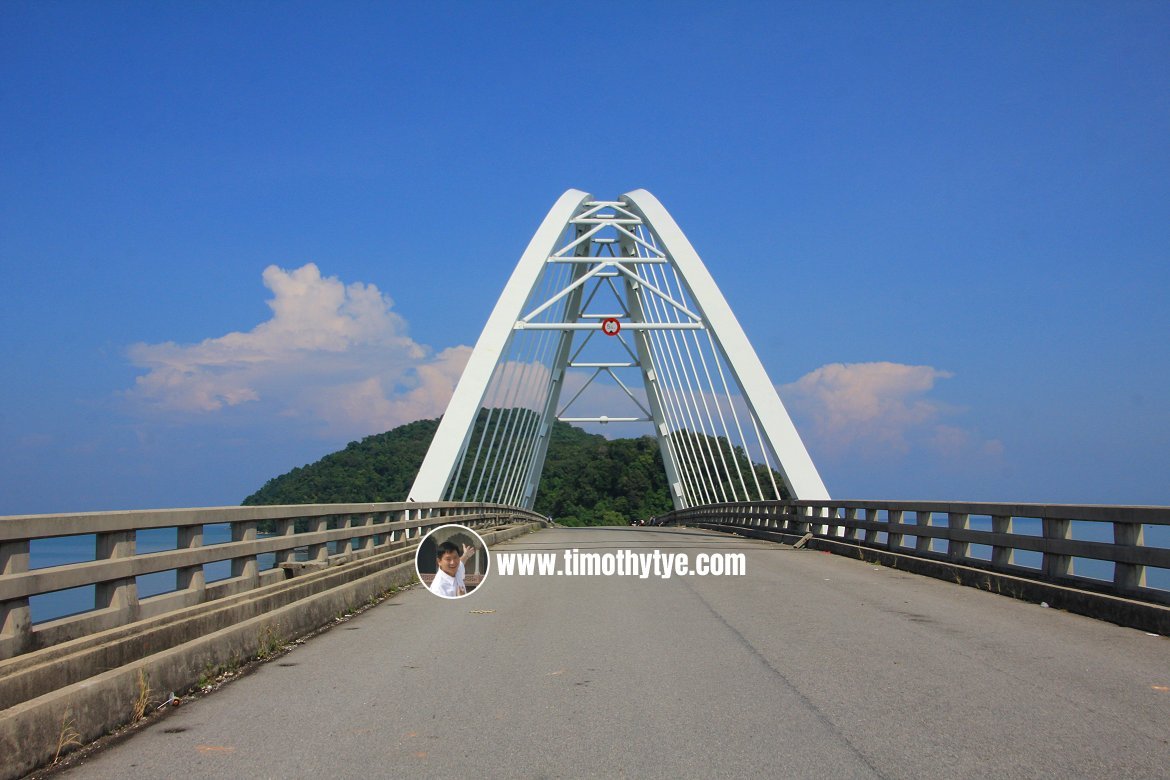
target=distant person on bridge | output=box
[428,540,478,598]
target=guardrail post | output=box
[273,518,296,567]
[360,514,376,552]
[888,510,904,550]
[915,511,933,555]
[991,515,1014,568]
[863,509,878,544]
[1042,517,1071,579]
[1113,521,1146,591]
[948,513,970,562]
[820,506,836,537]
[308,516,329,562]
[231,520,259,585]
[95,531,139,622]
[176,525,206,601]
[847,509,865,540]
[0,539,32,657]
[382,511,393,542]
[338,514,353,556]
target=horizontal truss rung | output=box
[547,257,666,264]
[569,362,638,368]
[514,322,703,331]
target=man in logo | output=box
[428,540,477,598]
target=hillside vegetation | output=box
[243,417,787,525]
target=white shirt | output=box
[428,561,466,598]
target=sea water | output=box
[26,524,290,623]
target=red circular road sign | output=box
[600,317,621,336]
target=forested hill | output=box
[243,417,789,525]
[242,418,676,525]
[242,417,440,507]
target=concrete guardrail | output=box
[660,500,1170,634]
[0,501,548,778]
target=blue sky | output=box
[2,1,1167,514]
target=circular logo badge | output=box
[601,317,621,336]
[416,524,491,599]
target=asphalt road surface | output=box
[60,526,1170,779]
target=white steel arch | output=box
[408,190,829,509]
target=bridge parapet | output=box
[0,501,547,778]
[0,501,547,660]
[660,500,1170,632]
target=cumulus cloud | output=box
[301,346,473,434]
[779,361,1001,459]
[126,264,469,438]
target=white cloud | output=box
[126,264,469,438]
[780,361,1001,459]
[301,346,473,434]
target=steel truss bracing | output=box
[409,189,829,510]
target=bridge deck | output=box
[61,527,1169,779]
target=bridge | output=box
[2,191,1168,777]
[1,502,1168,778]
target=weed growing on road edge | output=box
[53,708,82,763]
[131,668,152,722]
[257,623,283,660]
